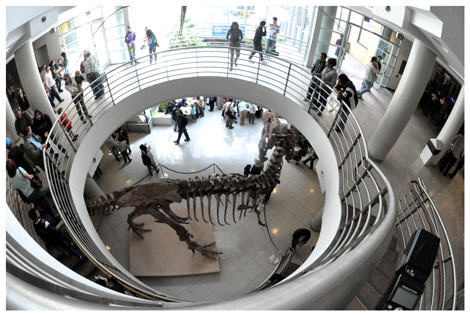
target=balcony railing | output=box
[7,46,396,309]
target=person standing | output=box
[49,60,63,92]
[14,108,33,138]
[238,101,249,125]
[306,52,327,100]
[105,135,120,161]
[334,74,358,131]
[16,88,31,112]
[224,102,236,129]
[316,58,338,115]
[248,103,257,124]
[146,29,159,63]
[207,96,216,111]
[248,21,266,62]
[22,126,46,171]
[357,57,380,100]
[83,49,105,100]
[226,21,243,71]
[60,52,69,74]
[117,139,131,163]
[265,17,280,55]
[174,111,190,145]
[139,144,159,175]
[125,26,137,63]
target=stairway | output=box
[345,235,400,310]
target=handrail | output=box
[396,178,457,310]
[7,46,396,309]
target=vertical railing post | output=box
[283,64,292,95]
[256,52,261,84]
[105,74,115,105]
[135,65,141,91]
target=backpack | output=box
[141,153,151,166]
[229,29,242,42]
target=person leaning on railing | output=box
[305,52,327,101]
[315,58,338,116]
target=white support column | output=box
[368,39,436,161]
[315,7,337,57]
[306,7,324,68]
[6,98,19,144]
[428,86,464,165]
[14,40,56,120]
[84,176,105,200]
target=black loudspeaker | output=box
[396,229,440,283]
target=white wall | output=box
[68,76,343,282]
[33,29,62,67]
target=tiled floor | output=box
[91,108,323,301]
[80,52,463,303]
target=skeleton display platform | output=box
[129,210,220,276]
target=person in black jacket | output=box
[248,21,267,62]
[16,88,30,112]
[306,52,327,100]
[7,138,37,175]
[14,108,33,138]
[334,74,358,132]
[32,110,53,143]
[173,110,190,145]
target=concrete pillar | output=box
[368,39,436,161]
[306,7,324,68]
[6,98,19,144]
[310,208,323,232]
[14,40,56,120]
[84,176,105,200]
[314,7,337,57]
[429,85,464,165]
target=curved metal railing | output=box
[7,46,396,308]
[396,178,457,310]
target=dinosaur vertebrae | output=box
[176,147,284,226]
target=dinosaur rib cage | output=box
[86,146,286,227]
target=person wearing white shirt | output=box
[248,103,257,124]
[357,57,380,99]
[43,66,64,106]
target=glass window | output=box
[58,21,74,35]
[341,8,350,21]
[358,18,375,48]
[350,11,363,26]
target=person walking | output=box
[43,65,64,106]
[248,21,266,62]
[64,74,90,123]
[226,21,243,71]
[146,29,159,63]
[49,60,63,92]
[357,57,380,100]
[316,58,338,115]
[60,52,69,74]
[174,111,190,145]
[7,159,59,219]
[306,52,327,101]
[265,17,280,55]
[125,26,137,63]
[334,74,358,131]
[139,144,159,175]
[83,49,105,99]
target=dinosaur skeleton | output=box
[87,113,295,259]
